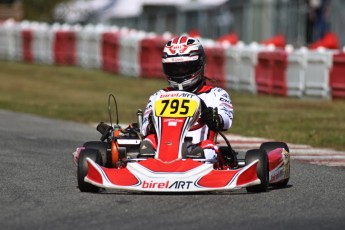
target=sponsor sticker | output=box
[142,180,194,190]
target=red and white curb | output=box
[221,134,345,167]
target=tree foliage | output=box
[21,0,69,22]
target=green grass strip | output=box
[1,60,344,151]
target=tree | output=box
[21,0,69,22]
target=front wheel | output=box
[245,149,269,193]
[260,142,290,188]
[260,141,289,153]
[77,149,101,193]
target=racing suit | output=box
[141,84,234,161]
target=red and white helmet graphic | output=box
[162,35,206,92]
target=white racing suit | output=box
[141,85,234,161]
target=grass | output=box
[0,60,344,151]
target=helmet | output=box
[162,36,206,92]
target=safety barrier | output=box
[102,29,120,74]
[140,35,169,79]
[53,27,77,65]
[236,44,267,94]
[0,20,344,101]
[330,52,345,99]
[0,20,21,61]
[286,48,308,97]
[204,41,226,88]
[304,50,334,99]
[256,51,275,95]
[256,48,288,96]
[76,24,104,69]
[119,29,146,77]
[260,34,286,49]
[22,28,33,63]
[32,23,55,64]
[271,50,288,96]
[224,43,243,91]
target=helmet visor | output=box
[163,60,201,79]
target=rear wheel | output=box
[77,149,101,193]
[260,142,290,188]
[245,149,269,193]
[83,141,109,167]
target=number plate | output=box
[154,98,198,118]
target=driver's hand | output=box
[124,123,140,133]
[200,107,223,131]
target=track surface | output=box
[1,109,344,230]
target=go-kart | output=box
[73,91,290,193]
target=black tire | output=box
[83,141,109,167]
[260,142,290,187]
[260,141,289,153]
[77,148,101,193]
[245,149,269,193]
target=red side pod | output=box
[236,161,259,186]
[86,161,103,185]
[102,167,139,186]
[267,148,284,171]
[197,170,238,188]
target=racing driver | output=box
[139,35,234,165]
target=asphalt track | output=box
[1,109,344,230]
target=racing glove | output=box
[200,107,224,131]
[123,123,143,139]
[145,113,155,135]
[124,123,140,133]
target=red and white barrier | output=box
[0,20,344,101]
[76,24,104,69]
[53,24,78,66]
[286,48,308,98]
[304,49,335,99]
[119,29,146,77]
[32,23,55,64]
[237,44,267,94]
[330,51,345,99]
[256,49,288,96]
[203,39,226,88]
[224,42,243,91]
[102,28,120,74]
[0,19,22,61]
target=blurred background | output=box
[0,0,344,48]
